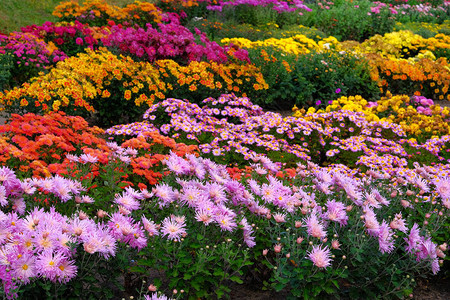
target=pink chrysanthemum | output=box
[161,215,187,242]
[142,216,159,236]
[307,244,332,268]
[363,208,380,237]
[405,223,421,254]
[378,221,395,254]
[304,213,327,239]
[114,192,140,211]
[324,200,348,226]
[215,214,237,232]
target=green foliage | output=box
[298,0,395,42]
[248,47,379,110]
[133,176,253,299]
[394,21,450,38]
[0,52,13,90]
[393,3,450,25]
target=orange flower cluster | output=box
[0,49,266,117]
[367,53,450,101]
[156,59,267,97]
[0,48,159,114]
[122,131,198,185]
[53,0,162,25]
[0,111,198,186]
[0,111,106,177]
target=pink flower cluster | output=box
[0,32,66,68]
[371,2,398,14]
[412,95,434,116]
[21,21,101,51]
[106,94,450,174]
[102,21,250,64]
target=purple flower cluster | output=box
[148,151,448,272]
[107,94,450,175]
[411,95,434,116]
[207,0,312,14]
[102,21,250,64]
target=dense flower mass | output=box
[0,48,266,125]
[221,34,340,55]
[103,21,250,64]
[0,1,449,299]
[21,21,107,57]
[206,0,312,13]
[107,94,450,175]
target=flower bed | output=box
[0,0,448,299]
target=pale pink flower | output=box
[304,214,327,239]
[161,216,187,242]
[378,221,395,254]
[308,244,332,268]
[331,240,340,249]
[363,208,380,237]
[274,243,282,253]
[273,212,286,223]
[79,153,98,164]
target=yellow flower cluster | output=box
[359,30,427,59]
[0,48,160,112]
[221,35,340,55]
[53,0,162,23]
[394,21,450,36]
[358,30,450,60]
[297,94,450,138]
[0,48,267,114]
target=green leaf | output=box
[331,279,340,289]
[215,289,225,299]
[191,280,201,291]
[229,275,243,284]
[129,266,146,273]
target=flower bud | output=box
[274,244,282,253]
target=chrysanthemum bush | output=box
[0,48,266,127]
[324,93,450,141]
[356,30,450,60]
[0,32,67,87]
[106,93,450,172]
[0,111,197,185]
[337,30,450,101]
[0,157,157,299]
[231,45,379,109]
[21,20,107,58]
[87,151,449,298]
[102,20,250,65]
[0,141,448,299]
[52,0,163,28]
[295,0,396,42]
[366,53,450,101]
